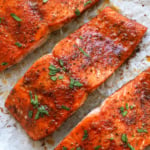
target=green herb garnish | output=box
[130,105,134,109]
[49,64,60,76]
[76,147,81,150]
[110,137,114,141]
[137,128,148,133]
[29,91,39,108]
[28,111,33,118]
[51,76,57,81]
[61,105,70,111]
[121,134,135,150]
[69,78,83,89]
[1,62,8,66]
[84,0,92,6]
[43,0,48,3]
[75,9,80,16]
[121,134,128,143]
[82,130,88,140]
[126,103,129,110]
[15,42,22,48]
[120,107,124,112]
[58,76,64,80]
[35,105,49,120]
[94,145,101,150]
[62,146,67,150]
[78,47,90,57]
[10,13,22,22]
[128,143,135,150]
[122,111,128,117]
[59,59,64,67]
[79,36,83,39]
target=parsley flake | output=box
[84,0,92,6]
[78,47,90,57]
[94,145,101,150]
[61,105,70,111]
[15,42,22,48]
[43,0,48,3]
[1,62,8,66]
[29,91,39,108]
[11,13,22,22]
[69,78,83,89]
[28,111,33,118]
[51,76,57,81]
[49,64,60,76]
[62,146,67,150]
[75,9,80,16]
[35,105,49,120]
[137,128,148,133]
[82,130,88,140]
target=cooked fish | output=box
[0,0,98,72]
[5,8,147,140]
[55,68,150,150]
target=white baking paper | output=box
[0,0,150,149]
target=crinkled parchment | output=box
[0,0,150,150]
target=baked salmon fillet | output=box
[55,68,150,150]
[5,8,147,140]
[0,0,98,72]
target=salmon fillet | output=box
[5,8,147,140]
[55,68,150,150]
[0,0,98,72]
[53,7,147,92]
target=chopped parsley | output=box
[75,9,80,16]
[121,134,128,143]
[120,107,124,112]
[79,36,83,39]
[78,47,90,57]
[1,62,8,66]
[137,128,148,133]
[10,13,22,22]
[130,105,134,109]
[59,59,64,67]
[15,42,22,48]
[61,105,70,111]
[51,76,57,81]
[82,130,88,140]
[110,137,114,141]
[58,76,64,80]
[127,143,135,150]
[29,91,39,108]
[35,105,49,120]
[49,64,60,76]
[126,103,129,110]
[122,111,128,117]
[84,0,92,6]
[121,134,135,150]
[28,110,33,118]
[62,146,67,150]
[94,145,101,150]
[76,147,81,150]
[120,106,128,117]
[43,0,48,3]
[70,78,83,89]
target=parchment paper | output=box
[0,0,150,149]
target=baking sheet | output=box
[0,0,150,149]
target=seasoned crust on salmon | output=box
[53,7,147,92]
[55,68,150,150]
[5,8,147,140]
[0,0,99,72]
